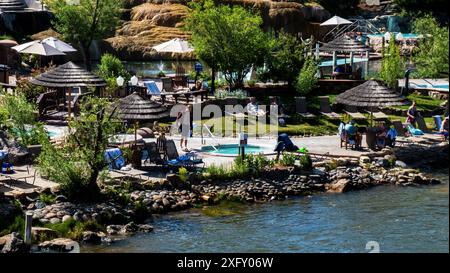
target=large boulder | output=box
[31,227,58,242]
[1,232,28,253]
[38,238,80,253]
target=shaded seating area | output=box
[30,61,106,123]
[336,80,406,125]
[319,35,371,80]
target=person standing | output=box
[177,104,193,152]
[406,101,417,128]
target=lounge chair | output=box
[416,115,430,133]
[143,141,163,164]
[344,106,366,120]
[295,97,315,118]
[161,77,175,93]
[3,166,37,186]
[157,135,168,160]
[366,110,389,120]
[104,148,148,181]
[318,96,340,119]
[144,81,161,95]
[392,120,407,137]
[164,140,204,168]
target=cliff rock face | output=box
[104,0,330,61]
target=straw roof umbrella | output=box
[30,61,106,119]
[335,80,406,125]
[320,35,370,53]
[116,92,170,141]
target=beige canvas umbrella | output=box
[152,38,194,53]
[41,37,77,53]
[11,40,66,56]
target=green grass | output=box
[393,93,445,111]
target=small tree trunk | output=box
[81,44,92,71]
[211,67,216,96]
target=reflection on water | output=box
[124,61,198,78]
[83,171,448,253]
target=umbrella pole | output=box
[134,121,138,143]
[67,87,72,122]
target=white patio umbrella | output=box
[152,38,194,53]
[42,37,77,53]
[320,15,352,26]
[12,40,66,56]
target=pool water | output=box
[47,131,59,138]
[201,144,271,155]
[367,33,420,39]
[411,83,449,91]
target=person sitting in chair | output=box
[440,116,449,141]
[376,125,388,149]
[190,80,203,91]
[344,120,362,149]
[245,97,266,117]
[386,125,397,147]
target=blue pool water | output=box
[47,131,59,138]
[368,33,420,39]
[201,144,271,155]
[411,83,449,91]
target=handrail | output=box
[203,124,219,151]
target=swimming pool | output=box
[367,33,420,39]
[200,144,274,156]
[410,83,449,91]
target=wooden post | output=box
[24,211,33,245]
[364,51,370,79]
[332,51,337,73]
[67,87,72,122]
[350,52,354,67]
[315,43,320,60]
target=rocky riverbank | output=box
[1,146,444,253]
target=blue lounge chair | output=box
[104,148,125,170]
[144,81,161,95]
[274,133,299,152]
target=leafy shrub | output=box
[280,152,296,167]
[295,57,318,96]
[39,193,56,205]
[157,71,166,77]
[299,154,313,170]
[246,80,256,87]
[15,78,47,102]
[178,167,188,182]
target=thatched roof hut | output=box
[320,35,370,53]
[30,61,106,88]
[116,92,169,121]
[0,0,26,10]
[335,80,406,108]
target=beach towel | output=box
[105,148,125,170]
[407,124,424,136]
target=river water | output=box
[83,170,448,253]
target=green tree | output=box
[38,97,122,200]
[294,57,318,96]
[379,35,403,89]
[49,0,122,70]
[265,31,306,86]
[185,0,270,90]
[97,53,130,95]
[412,15,449,78]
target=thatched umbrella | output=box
[335,80,406,125]
[30,61,106,119]
[320,35,371,73]
[116,92,170,141]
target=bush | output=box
[15,78,47,102]
[299,154,313,170]
[39,193,56,205]
[295,57,318,96]
[178,167,188,182]
[280,152,296,167]
[246,80,256,87]
[157,71,166,77]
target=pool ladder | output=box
[202,124,219,151]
